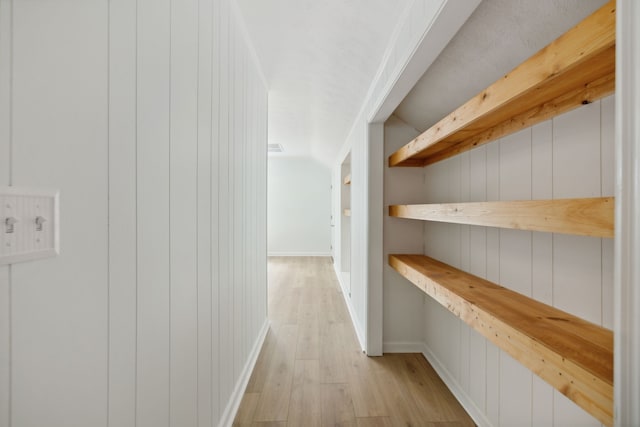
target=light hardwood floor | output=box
[233,256,475,427]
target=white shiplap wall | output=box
[0,0,10,424]
[0,0,268,426]
[416,97,614,427]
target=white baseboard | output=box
[219,319,270,427]
[333,264,366,353]
[267,251,332,257]
[333,263,346,294]
[421,343,493,427]
[382,341,425,353]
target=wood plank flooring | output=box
[234,256,475,427]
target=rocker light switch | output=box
[0,187,59,265]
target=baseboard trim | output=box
[333,264,366,353]
[333,263,346,295]
[421,343,493,427]
[219,319,270,427]
[267,252,332,257]
[383,341,425,353]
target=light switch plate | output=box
[0,187,60,265]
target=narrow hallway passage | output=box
[233,257,474,427]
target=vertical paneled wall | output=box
[0,0,268,426]
[419,97,614,427]
[107,0,138,425]
[10,3,110,426]
[110,1,270,425]
[0,1,11,425]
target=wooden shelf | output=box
[386,3,616,423]
[389,254,613,426]
[388,1,615,167]
[343,174,351,185]
[389,197,614,238]
[343,209,351,217]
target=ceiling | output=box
[393,0,607,133]
[237,0,609,166]
[236,0,412,165]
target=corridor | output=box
[233,257,474,426]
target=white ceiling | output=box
[393,0,608,132]
[237,0,608,165]
[236,0,412,165]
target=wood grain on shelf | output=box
[389,197,614,238]
[344,174,351,185]
[389,254,613,426]
[344,209,351,217]
[388,0,615,167]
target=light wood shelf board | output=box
[421,71,614,166]
[389,197,614,238]
[389,254,613,426]
[388,1,615,167]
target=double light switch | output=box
[0,187,59,265]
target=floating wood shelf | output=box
[343,174,351,185]
[389,197,614,238]
[343,209,351,217]
[389,254,613,426]
[388,1,615,167]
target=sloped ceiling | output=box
[393,0,608,133]
[236,0,411,165]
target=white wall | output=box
[332,0,481,355]
[336,118,368,350]
[388,98,613,427]
[382,116,425,351]
[339,157,351,273]
[0,0,268,426]
[615,2,640,425]
[267,157,331,256]
[0,0,12,424]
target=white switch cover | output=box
[0,187,59,265]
